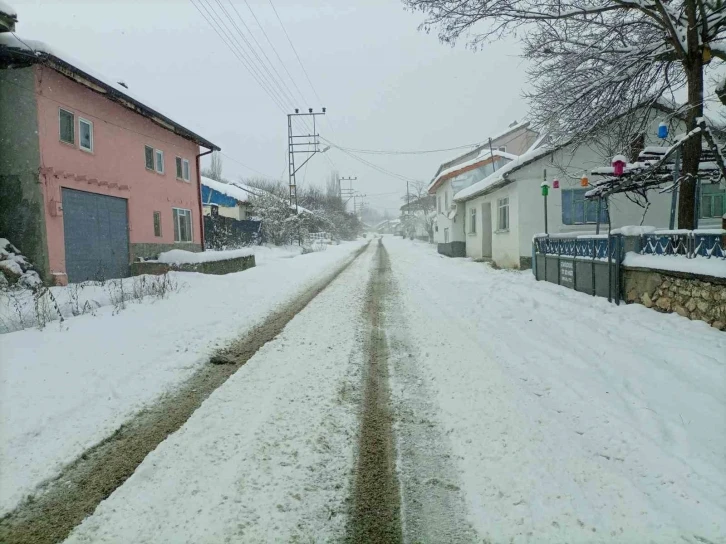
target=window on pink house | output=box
[59,108,74,144]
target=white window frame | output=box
[155,149,165,174]
[444,227,449,243]
[182,159,190,182]
[444,189,449,209]
[469,207,477,234]
[437,195,442,213]
[144,145,155,170]
[59,108,75,145]
[78,117,93,152]
[497,197,510,232]
[172,207,193,243]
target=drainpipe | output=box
[196,148,214,251]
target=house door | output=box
[481,202,492,257]
[62,188,130,282]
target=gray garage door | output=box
[62,188,129,282]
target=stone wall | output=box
[624,267,726,330]
[131,254,255,276]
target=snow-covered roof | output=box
[0,33,219,151]
[201,177,259,204]
[0,0,17,18]
[428,149,519,193]
[454,146,554,202]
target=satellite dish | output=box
[447,204,458,220]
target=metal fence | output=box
[533,234,624,303]
[641,231,726,259]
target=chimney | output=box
[508,120,518,128]
[117,81,128,89]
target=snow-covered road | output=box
[0,241,365,515]
[6,236,725,543]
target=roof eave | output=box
[19,51,220,151]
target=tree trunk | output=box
[678,1,704,230]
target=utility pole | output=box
[340,176,357,212]
[287,108,328,213]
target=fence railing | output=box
[533,234,623,303]
[533,234,623,261]
[641,231,726,259]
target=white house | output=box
[429,121,542,256]
[452,104,724,269]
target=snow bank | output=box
[0,241,365,514]
[623,252,726,278]
[384,238,726,542]
[154,247,253,265]
[611,225,658,236]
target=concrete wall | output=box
[432,180,466,244]
[34,66,203,282]
[131,254,255,276]
[0,67,50,280]
[491,126,538,155]
[464,182,521,268]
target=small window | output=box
[155,149,164,173]
[144,146,154,170]
[469,207,477,234]
[497,197,509,231]
[79,118,93,152]
[153,211,162,237]
[437,195,442,213]
[444,190,449,209]
[182,159,190,181]
[172,208,193,242]
[176,157,183,179]
[59,108,74,144]
[444,227,449,243]
[498,146,507,152]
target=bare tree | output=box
[401,181,436,240]
[404,0,726,228]
[202,151,224,181]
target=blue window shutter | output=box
[573,191,585,224]
[562,190,573,225]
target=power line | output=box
[322,138,483,155]
[200,0,293,113]
[242,0,310,108]
[191,0,288,113]
[267,0,324,108]
[334,145,423,184]
[212,0,299,111]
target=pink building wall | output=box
[32,65,203,283]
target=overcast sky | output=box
[14,0,532,213]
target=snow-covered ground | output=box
[0,241,364,515]
[0,244,305,334]
[384,237,726,543]
[63,242,376,543]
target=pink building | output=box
[0,31,218,284]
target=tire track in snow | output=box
[0,242,369,544]
[346,239,403,544]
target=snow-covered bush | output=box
[0,238,42,289]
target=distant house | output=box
[375,219,401,235]
[429,121,541,257]
[201,177,257,220]
[451,102,724,269]
[0,15,219,284]
[400,195,435,241]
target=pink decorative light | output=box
[612,155,627,177]
[552,179,560,189]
